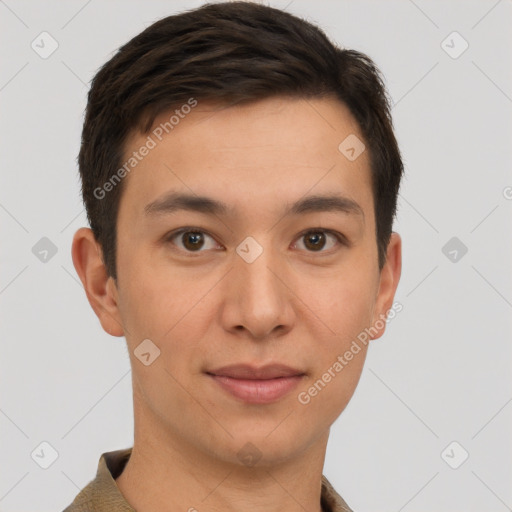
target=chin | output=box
[208,421,319,468]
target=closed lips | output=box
[206,363,306,380]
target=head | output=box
[73,1,402,468]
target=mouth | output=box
[205,363,306,404]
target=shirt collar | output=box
[64,448,353,512]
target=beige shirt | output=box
[63,448,354,512]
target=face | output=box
[77,96,401,467]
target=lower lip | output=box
[208,374,304,404]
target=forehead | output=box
[119,96,374,223]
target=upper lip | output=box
[206,363,305,380]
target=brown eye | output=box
[294,230,343,253]
[167,229,219,253]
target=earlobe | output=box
[370,232,402,340]
[71,227,125,337]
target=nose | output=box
[220,243,294,341]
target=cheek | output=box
[297,282,372,422]
[294,270,374,401]
[295,268,376,340]
[297,349,367,429]
[117,249,207,339]
[117,265,219,390]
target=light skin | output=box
[72,96,401,512]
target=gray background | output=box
[1,1,511,511]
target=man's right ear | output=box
[71,227,125,337]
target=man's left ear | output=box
[370,232,402,340]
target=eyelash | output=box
[164,227,348,255]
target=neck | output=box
[116,391,329,512]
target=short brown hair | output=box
[78,1,403,280]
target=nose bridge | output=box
[240,249,279,304]
[225,236,292,338]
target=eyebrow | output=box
[144,192,365,221]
